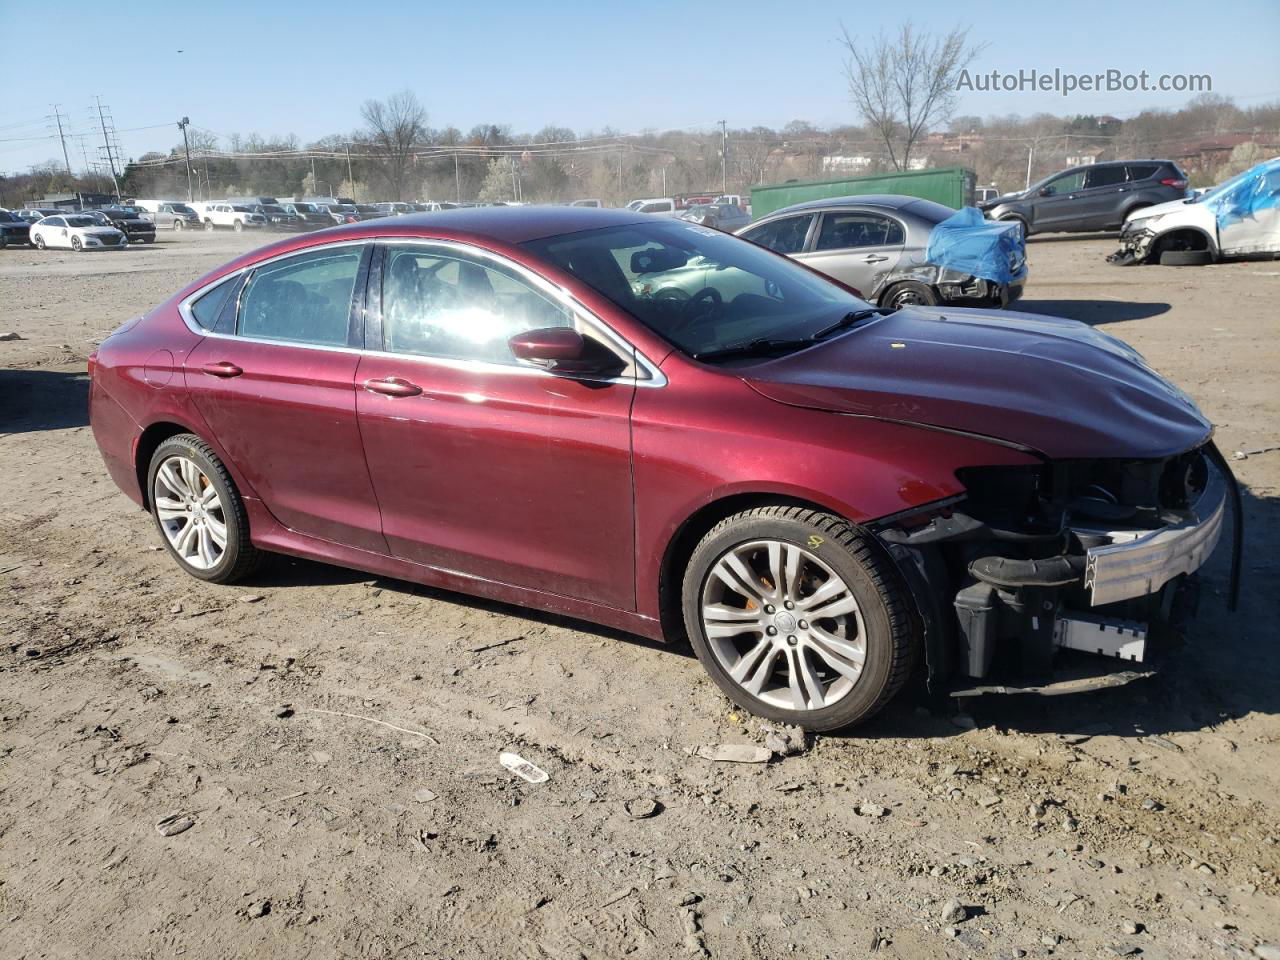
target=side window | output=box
[814,212,904,250]
[1045,170,1087,194]
[740,214,815,254]
[237,246,362,346]
[1085,166,1127,188]
[47,217,65,227]
[1126,164,1158,182]
[190,277,236,330]
[380,245,574,365]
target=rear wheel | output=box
[173,219,185,231]
[881,280,939,309]
[147,434,261,584]
[233,220,244,233]
[204,219,215,232]
[681,505,918,731]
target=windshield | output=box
[523,220,872,361]
[66,216,97,227]
[331,204,356,213]
[259,204,287,214]
[294,203,318,212]
[170,204,195,215]
[0,211,17,223]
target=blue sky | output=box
[2,0,1277,174]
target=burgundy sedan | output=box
[88,207,1235,729]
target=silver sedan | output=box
[737,194,1025,309]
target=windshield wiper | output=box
[810,307,888,339]
[693,337,815,362]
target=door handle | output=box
[862,254,889,263]
[201,361,243,378]
[363,376,423,398]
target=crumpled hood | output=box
[743,307,1211,460]
[1125,197,1196,223]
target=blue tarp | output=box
[925,206,1026,286]
[1203,157,1280,228]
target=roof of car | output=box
[329,205,652,244]
[765,194,925,216]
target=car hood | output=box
[741,307,1211,460]
[1125,196,1201,223]
[80,227,122,236]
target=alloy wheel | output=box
[700,539,866,711]
[153,456,228,570]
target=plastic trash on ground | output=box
[925,205,1026,285]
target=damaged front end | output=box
[1107,220,1159,266]
[876,442,1240,696]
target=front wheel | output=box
[34,234,46,250]
[204,219,215,232]
[148,434,261,583]
[681,505,918,730]
[71,236,82,252]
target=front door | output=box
[1031,168,1089,230]
[796,210,905,298]
[1077,165,1130,230]
[355,242,638,610]
[183,242,387,552]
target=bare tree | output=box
[839,22,984,172]
[360,90,428,200]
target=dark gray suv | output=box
[980,160,1189,236]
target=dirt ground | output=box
[1,229,1278,960]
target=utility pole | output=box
[453,152,460,203]
[94,96,121,197]
[719,120,728,194]
[177,117,194,202]
[346,143,356,201]
[1024,141,1035,190]
[51,105,72,177]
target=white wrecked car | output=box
[1109,157,1280,266]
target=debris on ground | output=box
[499,751,549,783]
[693,744,771,764]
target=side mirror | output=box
[1038,186,1055,197]
[509,327,621,375]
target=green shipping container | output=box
[749,166,976,219]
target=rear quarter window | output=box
[1126,164,1159,181]
[189,278,237,330]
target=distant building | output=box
[822,155,873,173]
[1066,154,1099,167]
[24,191,120,211]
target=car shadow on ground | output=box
[254,553,687,655]
[0,368,89,434]
[1015,298,1171,325]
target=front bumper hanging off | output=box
[881,446,1241,696]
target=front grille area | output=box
[99,235,122,246]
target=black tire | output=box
[147,434,261,584]
[681,505,918,731]
[0,235,7,250]
[1160,249,1214,266]
[205,219,215,232]
[71,236,82,252]
[233,220,244,233]
[34,234,46,250]
[143,236,155,244]
[881,280,939,309]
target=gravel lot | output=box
[1,229,1278,960]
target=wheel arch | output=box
[134,421,201,508]
[1152,225,1218,257]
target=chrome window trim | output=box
[176,236,666,388]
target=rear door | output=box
[183,241,388,552]
[794,209,905,297]
[1077,164,1130,229]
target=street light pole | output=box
[719,119,727,194]
[178,117,194,202]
